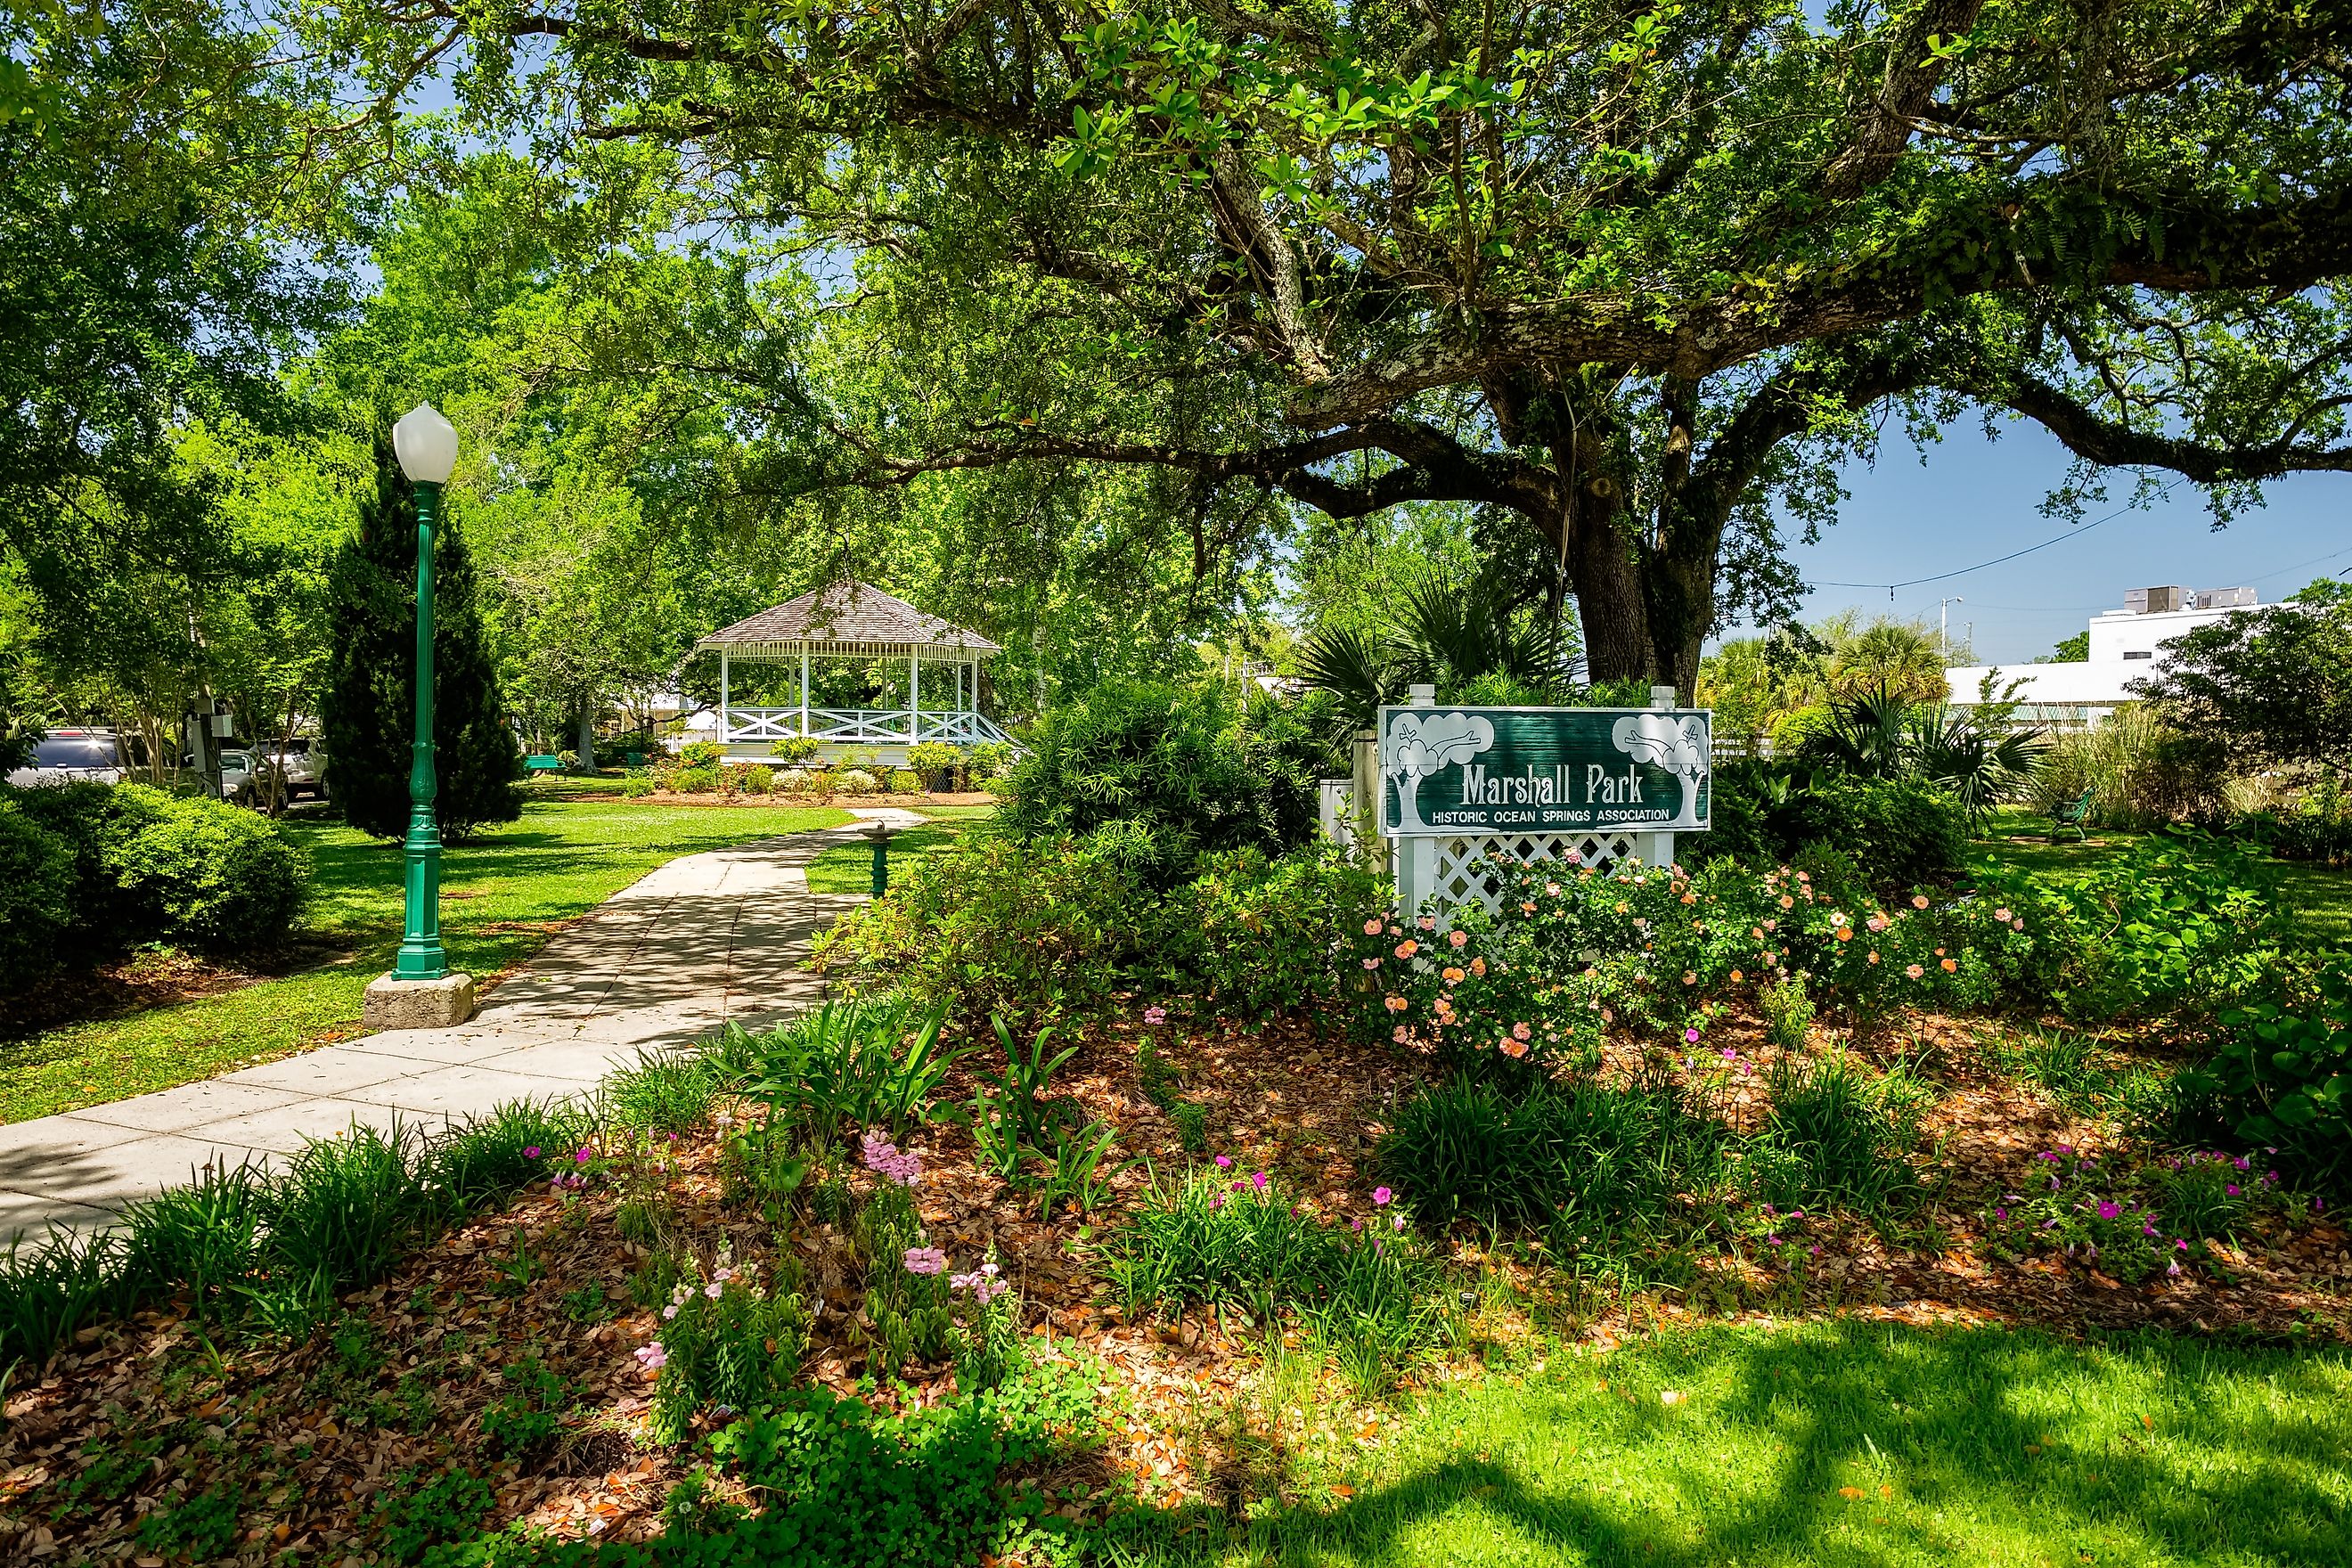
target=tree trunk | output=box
[576,701,597,773]
[1561,486,1654,686]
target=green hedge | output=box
[0,782,309,976]
[0,796,77,976]
[1690,764,1966,889]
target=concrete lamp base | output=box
[363,972,478,1033]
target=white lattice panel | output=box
[1420,829,1642,915]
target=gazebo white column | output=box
[719,649,731,743]
[909,650,920,742]
[800,646,810,737]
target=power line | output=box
[1811,479,2186,592]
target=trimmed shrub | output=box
[1180,845,1382,1020]
[0,796,76,976]
[1691,764,1964,890]
[738,764,776,795]
[905,740,965,790]
[107,784,308,949]
[835,767,879,795]
[813,834,1155,1025]
[998,681,1319,887]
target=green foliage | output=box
[1752,1051,1929,1214]
[2,780,310,962]
[605,1051,721,1136]
[2180,960,2352,1188]
[0,794,74,976]
[137,1483,245,1560]
[646,1250,810,1443]
[814,833,1154,1026]
[2139,580,2352,772]
[677,739,724,768]
[481,1356,573,1458]
[1377,1074,1724,1231]
[713,995,965,1152]
[1975,833,2287,1022]
[1179,845,1383,1020]
[1105,1165,1437,1342]
[0,1099,581,1366]
[375,1468,496,1564]
[1693,763,1968,889]
[1760,977,1814,1052]
[1981,1146,2284,1284]
[998,681,1318,887]
[2029,706,2233,829]
[321,442,522,842]
[105,782,309,947]
[768,736,822,764]
[905,740,965,788]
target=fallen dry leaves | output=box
[2,1003,2346,1562]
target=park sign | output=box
[1377,705,1712,837]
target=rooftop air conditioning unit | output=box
[2132,585,2189,614]
[2193,587,2256,609]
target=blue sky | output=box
[1783,424,2352,665]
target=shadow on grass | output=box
[1098,1321,2352,1566]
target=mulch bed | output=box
[4,1006,2348,1562]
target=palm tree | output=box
[1298,559,1574,733]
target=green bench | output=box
[2048,788,2095,843]
[525,754,567,774]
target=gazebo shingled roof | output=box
[697,581,1000,660]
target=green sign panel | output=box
[1378,706,1712,837]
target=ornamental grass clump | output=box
[1751,1050,1931,1215]
[1104,1164,1437,1335]
[1377,1073,1727,1231]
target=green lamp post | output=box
[391,403,459,980]
[362,404,475,1031]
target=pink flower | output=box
[1210,1195,1226,1208]
[1392,1025,1409,1043]
[523,1147,541,1160]
[1417,915,1436,931]
[1392,1213,1407,1231]
[1449,928,1469,949]
[1364,919,1383,935]
[1993,908,2012,923]
[634,1342,667,1371]
[1252,1171,1270,1191]
[1143,1005,1167,1026]
[1905,963,1924,979]
[662,1304,678,1319]
[1215,1155,1233,1169]
[575,1147,593,1164]
[705,1281,723,1299]
[1362,958,1381,970]
[1372,1186,1393,1205]
[1685,1028,1702,1044]
[2097,1201,2120,1220]
[1512,1021,1531,1041]
[903,1247,947,1275]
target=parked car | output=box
[218,749,257,802]
[256,737,329,803]
[6,729,129,788]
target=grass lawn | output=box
[1972,810,2351,949]
[0,799,851,1123]
[1122,1321,2352,1567]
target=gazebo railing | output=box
[721,707,1013,747]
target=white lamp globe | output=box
[392,403,460,485]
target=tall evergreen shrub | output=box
[321,441,520,841]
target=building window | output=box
[2122,649,2152,659]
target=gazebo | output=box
[694,581,1012,764]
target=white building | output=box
[1945,584,2256,725]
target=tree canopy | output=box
[304,0,2352,690]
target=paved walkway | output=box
[0,809,927,1239]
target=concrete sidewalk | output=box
[0,810,925,1239]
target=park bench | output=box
[525,754,567,774]
[2048,788,2095,844]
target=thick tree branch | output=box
[2001,376,2352,479]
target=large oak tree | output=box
[314,0,2352,690]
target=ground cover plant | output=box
[0,799,853,1123]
